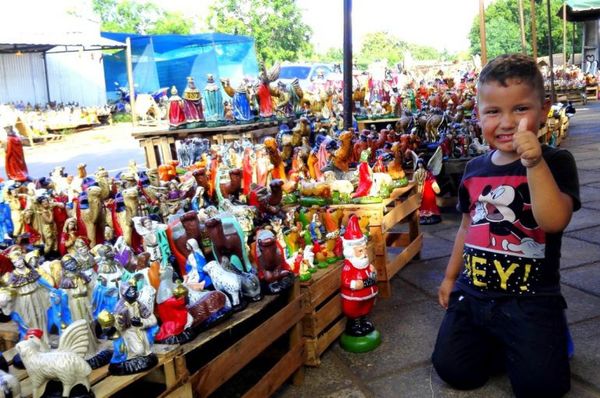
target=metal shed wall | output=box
[46,50,107,106]
[0,50,107,106]
[0,53,47,105]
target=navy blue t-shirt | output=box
[455,145,580,297]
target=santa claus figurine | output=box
[339,214,381,352]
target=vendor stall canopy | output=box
[101,32,259,101]
[560,0,600,21]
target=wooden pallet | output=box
[173,281,304,398]
[300,261,345,367]
[5,342,182,398]
[329,183,423,298]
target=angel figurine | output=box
[410,146,443,225]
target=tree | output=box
[206,0,313,66]
[469,0,582,59]
[356,31,443,68]
[92,0,194,35]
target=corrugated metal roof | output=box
[0,32,125,54]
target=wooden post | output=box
[531,0,538,60]
[519,0,527,53]
[563,1,568,70]
[479,0,488,65]
[125,37,137,127]
[547,0,556,103]
[343,0,353,130]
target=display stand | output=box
[131,120,285,169]
[329,183,423,298]
[174,280,304,397]
[300,261,344,367]
[3,282,303,397]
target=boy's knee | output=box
[511,371,570,398]
[431,352,488,391]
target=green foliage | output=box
[112,112,133,123]
[206,0,313,67]
[469,0,583,59]
[92,0,194,34]
[357,31,444,68]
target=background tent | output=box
[101,32,259,101]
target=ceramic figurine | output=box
[410,146,443,225]
[16,321,93,398]
[387,142,409,187]
[253,229,294,294]
[2,246,53,343]
[185,238,212,289]
[114,186,139,247]
[59,255,94,324]
[256,63,280,118]
[221,77,252,122]
[3,123,29,182]
[217,168,243,204]
[263,137,287,182]
[203,74,224,122]
[154,267,196,344]
[182,76,204,124]
[204,216,252,273]
[59,216,79,256]
[328,130,354,175]
[352,149,373,199]
[106,280,158,375]
[167,86,186,129]
[73,237,97,284]
[35,195,59,255]
[322,207,344,263]
[133,216,168,263]
[339,215,381,352]
[91,244,123,317]
[203,257,244,310]
[78,185,105,248]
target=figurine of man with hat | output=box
[339,214,381,352]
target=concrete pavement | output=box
[276,100,600,398]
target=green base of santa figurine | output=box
[340,329,382,353]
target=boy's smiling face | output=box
[477,79,550,162]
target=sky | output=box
[0,0,494,54]
[160,0,495,54]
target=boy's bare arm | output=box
[513,118,573,232]
[438,213,471,308]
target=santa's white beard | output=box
[346,254,370,269]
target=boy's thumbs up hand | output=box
[513,117,543,168]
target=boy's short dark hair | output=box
[477,53,546,103]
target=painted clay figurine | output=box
[106,280,158,375]
[339,215,381,352]
[16,321,93,398]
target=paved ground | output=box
[276,101,600,398]
[0,123,145,179]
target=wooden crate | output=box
[5,342,183,398]
[0,321,18,351]
[586,85,598,101]
[174,280,304,398]
[329,183,423,298]
[300,261,345,367]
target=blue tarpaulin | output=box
[101,32,259,100]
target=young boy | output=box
[431,53,580,398]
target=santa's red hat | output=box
[25,328,43,339]
[342,215,366,247]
